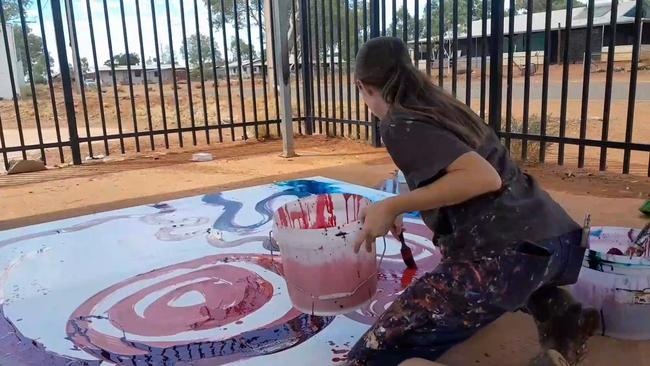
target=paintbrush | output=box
[398,232,417,270]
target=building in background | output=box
[0,24,25,100]
[95,65,187,86]
[410,0,649,66]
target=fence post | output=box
[488,0,504,133]
[299,0,313,135]
[272,0,296,157]
[370,0,381,147]
[51,0,82,165]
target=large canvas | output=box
[0,177,440,365]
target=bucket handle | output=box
[290,237,388,301]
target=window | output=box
[154,71,159,77]
[135,70,142,77]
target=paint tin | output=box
[568,226,650,340]
[273,193,378,316]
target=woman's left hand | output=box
[354,200,398,253]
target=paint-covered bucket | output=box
[272,193,377,315]
[568,226,650,340]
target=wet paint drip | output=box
[65,254,334,365]
[344,222,441,325]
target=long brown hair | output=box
[355,37,489,148]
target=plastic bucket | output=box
[272,193,378,315]
[568,226,650,340]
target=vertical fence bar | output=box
[401,0,407,42]
[207,0,224,143]
[599,0,617,171]
[363,0,369,135]
[321,0,329,135]
[300,0,313,134]
[136,0,155,150]
[558,0,573,166]
[479,0,480,120]
[268,2,281,136]
[488,0,504,132]
[118,0,141,151]
[38,0,65,162]
[354,0,361,138]
[392,0,397,36]
[381,0,386,36]
[465,0,472,107]
[337,0,344,134]
[232,0,247,141]
[451,0,458,97]
[345,0,352,137]
[66,0,93,158]
[164,0,183,146]
[329,0,336,136]
[85,0,109,155]
[578,0,594,168]
[505,0,515,150]
[51,0,82,164]
[103,0,125,152]
[438,0,444,87]
[247,0,260,138]
[426,0,432,77]
[371,0,381,147]
[219,0,235,141]
[539,0,553,163]
[622,0,642,174]
[195,0,210,143]
[18,0,46,161]
[150,0,170,148]
[0,0,26,160]
[521,0,534,161]
[314,0,323,133]
[179,0,197,145]
[0,114,6,170]
[291,0,301,134]
[414,0,420,70]
[257,0,270,134]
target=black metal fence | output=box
[0,0,648,176]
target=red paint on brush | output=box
[399,232,418,270]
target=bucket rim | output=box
[586,226,650,267]
[272,193,371,232]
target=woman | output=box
[348,37,599,366]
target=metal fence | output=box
[0,0,649,176]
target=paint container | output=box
[273,194,378,315]
[568,226,650,340]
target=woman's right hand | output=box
[390,214,404,238]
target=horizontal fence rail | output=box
[0,0,648,176]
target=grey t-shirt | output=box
[381,111,580,260]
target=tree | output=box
[104,53,140,67]
[229,37,257,62]
[515,0,569,13]
[181,34,223,67]
[203,0,263,29]
[308,0,366,62]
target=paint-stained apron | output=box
[347,229,585,366]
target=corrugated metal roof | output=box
[411,0,643,42]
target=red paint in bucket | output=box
[273,194,378,315]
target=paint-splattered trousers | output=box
[348,229,585,366]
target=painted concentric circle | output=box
[67,254,333,365]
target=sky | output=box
[9,0,597,74]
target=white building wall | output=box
[0,25,25,100]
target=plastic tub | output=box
[272,193,377,315]
[568,226,650,340]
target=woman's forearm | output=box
[384,152,502,216]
